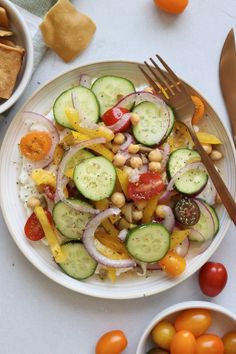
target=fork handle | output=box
[187,123,236,225]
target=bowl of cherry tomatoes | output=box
[136,301,236,354]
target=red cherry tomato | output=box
[170,330,196,354]
[24,210,52,241]
[102,107,130,132]
[128,172,165,201]
[199,262,228,297]
[95,330,128,354]
[195,334,224,354]
[222,331,236,354]
[174,309,212,337]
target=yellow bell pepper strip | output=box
[95,198,118,223]
[64,168,74,179]
[95,200,120,236]
[196,132,222,145]
[34,206,66,263]
[116,168,129,199]
[65,107,114,142]
[31,169,56,188]
[61,133,75,147]
[53,144,64,165]
[107,268,116,282]
[95,239,130,260]
[170,229,190,249]
[95,231,129,255]
[142,195,159,223]
[167,121,194,151]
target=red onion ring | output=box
[119,133,134,151]
[22,111,59,171]
[167,162,206,191]
[159,205,175,233]
[188,240,212,258]
[79,73,91,88]
[71,91,99,129]
[161,142,170,170]
[196,178,217,205]
[147,262,162,271]
[56,137,105,214]
[83,208,136,268]
[175,237,190,257]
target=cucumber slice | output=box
[53,199,93,239]
[126,223,170,263]
[91,75,135,115]
[132,102,172,146]
[205,202,219,235]
[73,156,116,201]
[65,149,94,171]
[59,241,97,280]
[166,106,175,138]
[53,86,99,129]
[189,200,216,242]
[167,148,208,195]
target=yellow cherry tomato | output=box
[96,330,128,354]
[159,251,186,276]
[151,321,176,350]
[174,309,212,337]
[222,331,236,354]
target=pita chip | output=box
[39,0,96,62]
[0,7,9,28]
[0,28,13,37]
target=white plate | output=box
[0,61,235,299]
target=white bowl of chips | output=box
[0,0,34,114]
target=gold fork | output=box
[139,54,236,225]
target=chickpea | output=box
[128,144,140,154]
[113,154,126,167]
[111,192,126,208]
[27,196,41,209]
[130,156,143,169]
[123,166,133,176]
[113,133,125,145]
[210,150,223,161]
[132,210,143,221]
[148,149,163,162]
[135,200,147,210]
[202,143,212,155]
[149,161,162,172]
[112,144,120,153]
[130,113,140,126]
[155,205,166,218]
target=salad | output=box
[18,73,223,283]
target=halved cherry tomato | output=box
[174,309,212,337]
[24,210,52,241]
[154,0,189,15]
[199,262,228,297]
[195,334,224,354]
[222,331,236,354]
[20,131,52,161]
[95,330,128,354]
[102,107,130,132]
[128,172,165,201]
[170,330,196,354]
[151,321,176,350]
[159,251,186,276]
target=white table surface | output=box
[1,1,236,353]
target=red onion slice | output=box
[56,137,105,214]
[159,190,173,203]
[175,237,190,257]
[22,111,59,170]
[71,91,99,129]
[83,208,136,268]
[160,205,175,233]
[79,73,91,88]
[106,112,131,133]
[197,178,217,205]
[147,262,162,271]
[167,162,206,191]
[119,133,134,151]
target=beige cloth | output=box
[39,0,96,62]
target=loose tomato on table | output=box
[154,0,189,15]
[151,321,176,350]
[195,334,224,354]
[95,330,128,354]
[24,210,52,241]
[174,309,212,337]
[222,331,236,354]
[198,262,228,297]
[101,107,130,132]
[170,330,196,354]
[159,251,186,276]
[128,172,165,201]
[19,131,52,161]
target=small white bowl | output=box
[0,0,34,114]
[136,301,236,354]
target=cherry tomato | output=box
[159,251,186,276]
[102,107,130,132]
[95,330,128,354]
[199,262,228,297]
[154,0,189,15]
[128,172,165,201]
[151,321,176,350]
[170,330,196,354]
[195,334,224,354]
[24,210,52,241]
[222,331,236,354]
[174,309,212,337]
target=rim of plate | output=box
[136,300,236,353]
[0,60,235,299]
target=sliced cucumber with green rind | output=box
[53,199,92,239]
[167,148,208,195]
[204,202,219,235]
[165,106,175,138]
[125,223,170,263]
[59,241,97,280]
[65,149,94,171]
[132,101,171,146]
[53,86,99,129]
[73,156,116,201]
[91,75,135,115]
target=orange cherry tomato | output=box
[191,96,205,125]
[170,330,196,354]
[159,251,186,276]
[154,0,189,15]
[151,321,176,350]
[222,331,236,354]
[20,131,52,161]
[195,334,224,354]
[95,330,128,354]
[174,309,212,337]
